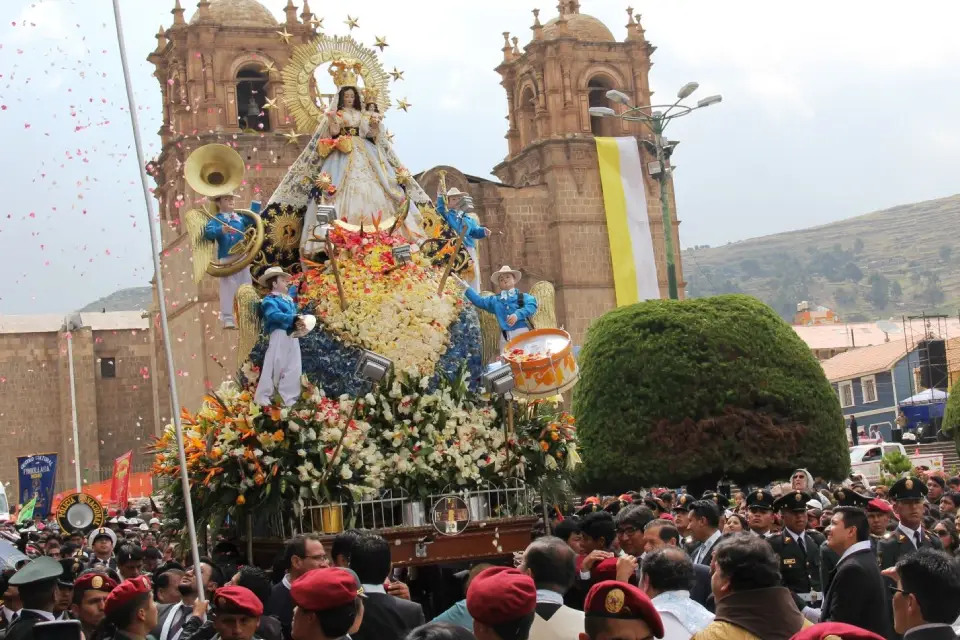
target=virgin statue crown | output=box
[361,86,380,104]
[328,59,362,88]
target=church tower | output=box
[482,2,685,342]
[147,0,315,409]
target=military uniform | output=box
[671,495,701,556]
[877,477,943,571]
[701,491,731,510]
[5,557,63,640]
[768,490,825,609]
[745,488,775,536]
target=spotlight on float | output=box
[356,350,392,383]
[392,245,412,266]
[481,363,515,396]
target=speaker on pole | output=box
[918,339,949,391]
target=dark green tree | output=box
[854,238,865,253]
[572,295,850,494]
[890,280,903,301]
[940,245,953,263]
[841,262,864,283]
[941,377,960,449]
[866,273,889,309]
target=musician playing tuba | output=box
[204,193,257,329]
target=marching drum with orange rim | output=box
[503,328,580,398]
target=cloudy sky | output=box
[2,0,959,314]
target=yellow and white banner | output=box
[595,136,661,306]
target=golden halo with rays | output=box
[282,33,392,134]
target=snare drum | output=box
[503,328,580,399]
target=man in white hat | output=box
[465,265,538,351]
[436,186,490,291]
[203,193,258,329]
[86,527,118,570]
[254,267,306,407]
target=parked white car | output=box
[850,443,943,484]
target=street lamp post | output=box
[589,84,721,300]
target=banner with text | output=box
[17,453,59,517]
[595,136,661,305]
[110,450,134,507]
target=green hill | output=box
[684,194,960,321]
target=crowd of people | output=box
[1,467,959,640]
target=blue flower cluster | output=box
[241,304,484,397]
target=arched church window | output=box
[237,66,270,132]
[588,76,617,137]
[519,86,537,147]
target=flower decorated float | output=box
[154,31,580,566]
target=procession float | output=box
[150,31,581,567]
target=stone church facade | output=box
[148,0,684,410]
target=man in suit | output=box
[349,533,423,640]
[640,519,710,608]
[5,557,63,640]
[768,490,825,612]
[883,548,960,639]
[817,506,893,638]
[266,534,330,640]
[152,558,224,640]
[687,501,721,566]
[517,536,583,639]
[879,476,943,572]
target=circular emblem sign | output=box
[56,492,105,533]
[431,495,470,536]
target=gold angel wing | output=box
[235,284,262,368]
[529,281,558,330]
[477,290,503,365]
[185,209,215,284]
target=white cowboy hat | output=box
[490,265,522,286]
[258,266,290,288]
[446,187,468,198]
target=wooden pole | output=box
[325,236,348,311]
[437,225,466,296]
[246,514,254,565]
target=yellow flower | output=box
[272,429,285,442]
[236,494,246,505]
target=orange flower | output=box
[254,472,266,486]
[551,432,559,441]
[539,441,550,452]
[236,494,246,505]
[272,430,285,443]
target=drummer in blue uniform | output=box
[464,266,538,351]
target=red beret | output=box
[74,573,117,594]
[592,557,620,582]
[104,575,151,617]
[790,622,886,640]
[584,496,600,505]
[291,568,363,612]
[584,581,663,639]
[866,499,893,514]
[214,585,263,617]
[466,567,536,627]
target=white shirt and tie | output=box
[528,589,583,640]
[159,601,196,640]
[692,530,721,565]
[898,522,924,548]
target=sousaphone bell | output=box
[56,492,106,534]
[183,144,266,283]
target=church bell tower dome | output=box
[541,0,615,42]
[189,0,279,28]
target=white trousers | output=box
[467,246,481,292]
[219,264,252,326]
[254,330,302,406]
[499,326,531,352]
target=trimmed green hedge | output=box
[572,294,849,493]
[941,377,960,445]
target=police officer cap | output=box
[701,491,731,509]
[672,494,695,512]
[833,488,871,507]
[888,476,927,502]
[10,557,63,587]
[773,490,812,513]
[745,489,774,511]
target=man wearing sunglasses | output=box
[882,548,960,639]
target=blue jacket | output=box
[204,212,253,259]
[261,287,299,335]
[436,195,487,249]
[465,287,537,333]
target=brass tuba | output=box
[183,144,266,281]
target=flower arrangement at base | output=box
[151,369,581,532]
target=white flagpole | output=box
[109,0,205,600]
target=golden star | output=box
[309,16,324,30]
[396,98,411,112]
[374,36,389,51]
[263,97,279,110]
[385,131,395,143]
[276,28,293,44]
[263,61,276,75]
[389,67,405,81]
[344,15,359,30]
[284,131,303,145]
